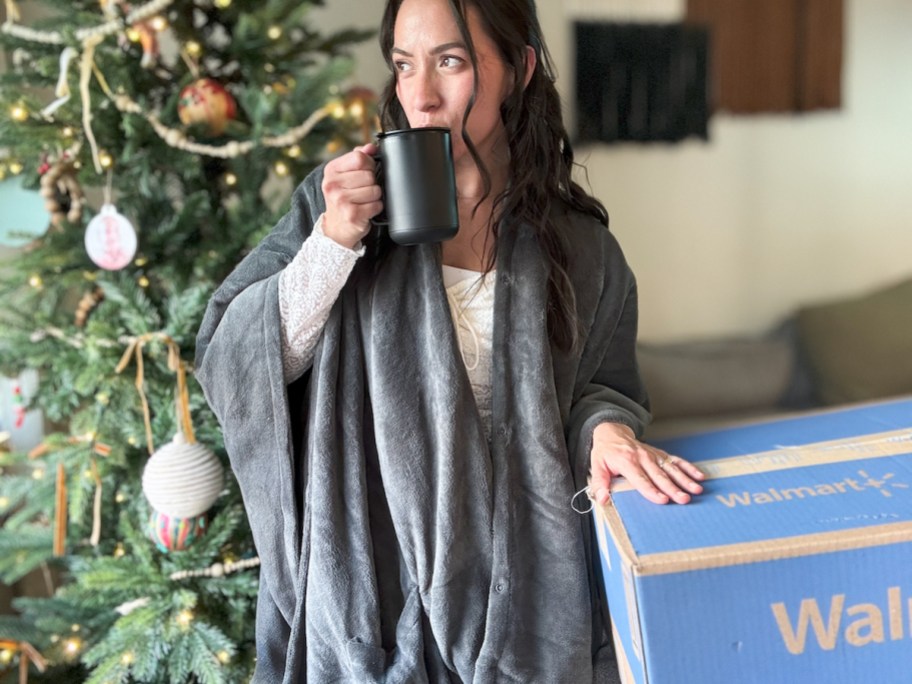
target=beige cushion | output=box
[637,338,793,420]
[797,278,912,405]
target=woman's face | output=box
[391,0,513,164]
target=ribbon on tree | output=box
[29,435,111,554]
[3,0,20,22]
[0,639,48,684]
[116,333,196,455]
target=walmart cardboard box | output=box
[594,397,912,684]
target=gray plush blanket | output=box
[196,166,650,683]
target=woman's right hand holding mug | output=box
[320,142,381,250]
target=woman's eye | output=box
[394,61,413,73]
[440,56,463,68]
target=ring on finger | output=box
[657,454,669,470]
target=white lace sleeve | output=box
[278,215,365,383]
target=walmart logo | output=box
[716,470,910,508]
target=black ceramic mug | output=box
[374,127,459,246]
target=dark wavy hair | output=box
[378,0,609,351]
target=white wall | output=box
[292,0,912,343]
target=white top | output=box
[278,219,496,440]
[278,216,364,383]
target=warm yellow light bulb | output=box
[62,126,75,137]
[0,649,12,664]
[286,144,302,159]
[121,651,134,665]
[113,542,126,558]
[8,161,23,175]
[29,274,43,289]
[10,104,28,122]
[348,100,365,119]
[331,103,346,119]
[134,256,148,266]
[137,276,150,288]
[224,172,238,187]
[99,151,114,169]
[176,609,194,629]
[274,161,290,177]
[0,497,9,509]
[126,27,142,42]
[267,25,282,40]
[115,491,127,503]
[32,468,45,480]
[64,638,82,655]
[186,41,202,57]
[217,650,231,664]
[214,0,231,7]
[149,15,167,31]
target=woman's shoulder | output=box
[554,202,627,265]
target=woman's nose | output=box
[411,70,441,113]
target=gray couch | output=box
[639,276,912,440]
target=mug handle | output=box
[369,151,389,227]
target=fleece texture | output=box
[196,165,650,683]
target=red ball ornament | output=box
[177,78,237,136]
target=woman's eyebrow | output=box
[391,41,467,58]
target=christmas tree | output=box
[0,0,373,680]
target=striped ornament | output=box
[141,432,224,519]
[147,510,207,552]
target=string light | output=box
[186,40,202,57]
[10,104,28,122]
[137,276,150,288]
[273,161,290,177]
[286,144,302,159]
[64,637,82,656]
[99,151,114,169]
[348,100,365,119]
[175,610,194,629]
[0,648,12,664]
[213,0,231,8]
[8,161,24,175]
[149,15,168,31]
[115,490,128,502]
[32,467,45,480]
[223,172,238,187]
[121,651,134,665]
[29,274,43,289]
[126,27,142,42]
[134,256,148,266]
[217,651,231,664]
[113,542,126,557]
[0,497,9,509]
[267,25,282,40]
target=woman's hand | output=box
[589,422,705,505]
[321,142,382,249]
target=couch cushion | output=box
[796,277,912,405]
[637,337,794,420]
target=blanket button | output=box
[494,582,506,593]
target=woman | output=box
[196,0,704,681]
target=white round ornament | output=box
[141,432,224,519]
[84,203,138,270]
